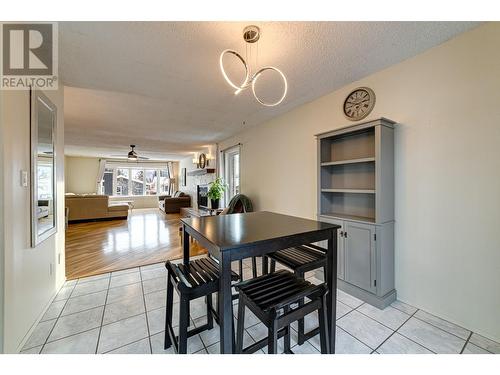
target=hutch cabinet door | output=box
[317,217,345,280]
[344,221,376,293]
[330,218,345,280]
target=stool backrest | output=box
[225,194,253,214]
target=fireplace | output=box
[197,184,209,208]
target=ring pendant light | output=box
[219,25,288,107]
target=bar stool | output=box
[164,257,239,353]
[264,244,327,344]
[235,270,329,354]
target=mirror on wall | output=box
[31,89,57,247]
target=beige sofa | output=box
[65,194,129,222]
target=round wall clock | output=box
[343,87,376,121]
[198,153,207,169]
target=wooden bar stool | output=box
[264,244,327,344]
[234,270,329,354]
[164,257,239,354]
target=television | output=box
[197,185,209,208]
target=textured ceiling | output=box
[61,21,480,160]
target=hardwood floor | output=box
[65,208,206,280]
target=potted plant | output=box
[207,177,227,209]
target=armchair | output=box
[159,191,191,213]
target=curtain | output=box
[96,158,106,194]
[167,161,176,195]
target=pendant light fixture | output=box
[219,25,288,107]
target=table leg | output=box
[326,229,337,354]
[182,224,189,265]
[262,255,269,275]
[218,252,233,354]
[182,224,190,323]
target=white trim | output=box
[220,144,241,207]
[104,160,170,169]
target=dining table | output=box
[180,210,340,354]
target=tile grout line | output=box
[340,302,434,354]
[371,308,431,354]
[391,302,473,343]
[193,315,209,353]
[390,302,420,315]
[138,267,153,354]
[410,313,471,342]
[349,303,469,353]
[460,331,473,354]
[94,275,112,354]
[354,306,408,332]
[39,326,102,350]
[101,336,149,354]
[394,330,442,354]
[38,294,166,351]
[336,325,375,353]
[37,282,77,353]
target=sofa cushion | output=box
[108,203,130,212]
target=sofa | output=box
[65,194,129,222]
[158,191,191,213]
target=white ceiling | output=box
[61,21,480,160]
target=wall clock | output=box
[343,87,376,121]
[198,153,207,169]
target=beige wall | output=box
[0,87,65,353]
[218,23,500,341]
[65,156,100,194]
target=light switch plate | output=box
[20,170,28,187]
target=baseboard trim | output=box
[338,279,397,309]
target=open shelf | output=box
[321,189,375,194]
[319,191,375,223]
[321,157,375,167]
[320,127,375,164]
[321,160,375,191]
[319,212,376,224]
[317,119,395,226]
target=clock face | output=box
[343,87,375,121]
[198,153,207,169]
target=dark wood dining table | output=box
[181,211,340,354]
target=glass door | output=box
[222,146,240,206]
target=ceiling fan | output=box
[111,145,150,161]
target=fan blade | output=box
[138,156,150,160]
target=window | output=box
[159,170,170,194]
[37,164,53,200]
[116,168,129,196]
[102,166,170,197]
[222,146,240,205]
[131,169,144,196]
[145,169,157,195]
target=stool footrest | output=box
[242,327,288,354]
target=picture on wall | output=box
[181,167,187,186]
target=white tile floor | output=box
[21,258,500,354]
